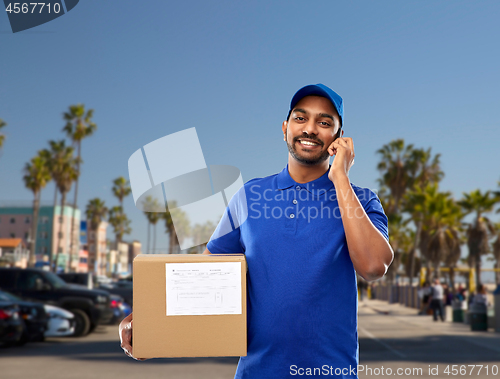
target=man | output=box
[120,84,394,378]
[428,278,445,321]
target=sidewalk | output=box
[359,298,500,354]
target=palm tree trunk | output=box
[467,255,476,293]
[475,256,481,289]
[54,191,66,272]
[68,142,81,273]
[434,260,440,281]
[147,221,150,254]
[50,187,58,268]
[29,191,40,267]
[409,219,422,286]
[449,267,456,293]
[153,222,157,254]
[425,260,431,283]
[169,227,177,254]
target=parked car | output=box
[98,280,133,307]
[58,273,93,289]
[108,294,132,325]
[0,268,113,337]
[95,275,112,286]
[0,290,47,343]
[0,301,24,346]
[43,304,75,337]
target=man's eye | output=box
[319,121,331,126]
[295,117,305,121]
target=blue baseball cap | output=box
[288,83,344,127]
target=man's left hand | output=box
[327,137,355,184]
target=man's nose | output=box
[301,120,319,135]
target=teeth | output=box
[299,140,318,146]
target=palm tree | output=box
[424,190,464,289]
[0,118,6,153]
[42,140,78,271]
[404,184,444,282]
[108,206,132,248]
[149,211,161,253]
[141,195,162,254]
[52,145,79,272]
[22,153,52,267]
[112,177,131,208]
[85,198,108,273]
[41,141,66,264]
[38,148,59,223]
[457,189,499,288]
[63,104,97,272]
[376,139,415,215]
[383,213,413,283]
[492,222,500,285]
[192,220,217,254]
[163,201,190,254]
[110,177,132,256]
[407,147,444,188]
[141,196,155,254]
[378,141,443,285]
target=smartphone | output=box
[335,127,342,140]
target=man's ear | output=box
[282,121,287,141]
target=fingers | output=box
[121,341,133,355]
[336,137,352,149]
[345,137,354,152]
[121,340,147,361]
[331,137,354,157]
[328,138,347,156]
[119,315,146,361]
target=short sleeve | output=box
[206,184,248,254]
[361,189,389,242]
[206,206,244,254]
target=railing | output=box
[374,284,420,309]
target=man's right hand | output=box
[119,312,147,361]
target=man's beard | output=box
[285,128,330,165]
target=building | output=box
[85,220,108,276]
[0,238,29,268]
[108,241,130,276]
[77,248,89,273]
[128,240,142,273]
[78,220,89,273]
[0,203,80,271]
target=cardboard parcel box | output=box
[133,253,247,359]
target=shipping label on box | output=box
[166,262,242,316]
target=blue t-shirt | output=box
[206,163,389,379]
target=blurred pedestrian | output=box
[428,278,445,322]
[455,285,466,302]
[472,284,491,307]
[418,282,431,315]
[442,283,451,306]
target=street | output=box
[1,299,499,379]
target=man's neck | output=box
[287,155,330,184]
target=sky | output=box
[1,1,499,273]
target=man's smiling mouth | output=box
[297,139,321,148]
